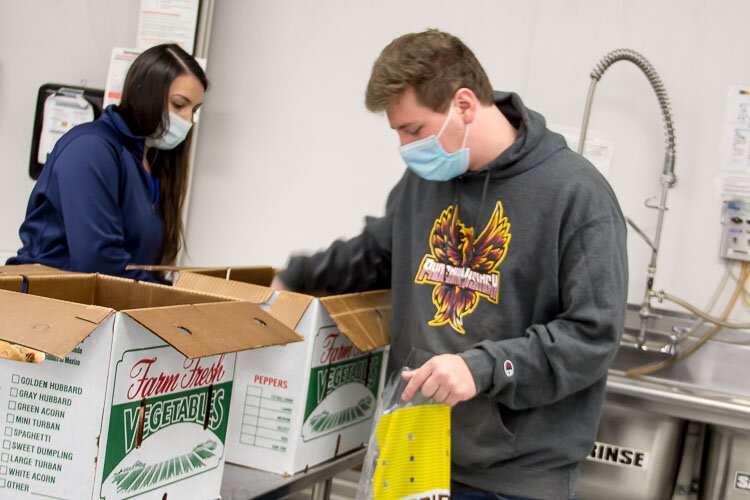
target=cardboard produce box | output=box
[174,268,391,475]
[0,263,74,277]
[125,265,275,288]
[0,270,300,499]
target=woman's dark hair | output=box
[118,43,208,266]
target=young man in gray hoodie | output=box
[273,29,628,500]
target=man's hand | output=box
[401,354,477,407]
[270,276,289,291]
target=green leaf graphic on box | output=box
[305,351,382,421]
[309,396,373,434]
[102,381,232,482]
[111,440,217,493]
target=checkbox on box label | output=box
[3,428,10,437]
[5,415,12,424]
[9,388,17,397]
[11,375,19,384]
[2,441,9,450]
[0,478,5,487]
[0,465,6,475]
[8,402,16,411]
[0,453,7,462]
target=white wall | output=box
[183,0,750,317]
[185,0,539,266]
[3,1,750,318]
[0,0,139,263]
[521,0,750,314]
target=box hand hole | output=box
[204,384,213,430]
[175,325,192,336]
[136,398,146,448]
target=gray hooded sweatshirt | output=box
[279,91,628,500]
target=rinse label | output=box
[736,471,750,491]
[586,441,649,469]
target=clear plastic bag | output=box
[356,368,451,500]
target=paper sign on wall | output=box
[719,85,750,200]
[38,90,95,164]
[103,48,140,108]
[550,124,615,178]
[137,0,200,55]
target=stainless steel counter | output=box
[220,448,365,500]
[606,305,750,430]
[606,372,750,431]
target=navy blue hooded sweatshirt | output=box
[279,92,628,499]
[8,106,163,282]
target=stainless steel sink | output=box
[605,306,750,430]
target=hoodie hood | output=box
[449,91,570,235]
[473,91,567,180]
[103,105,146,157]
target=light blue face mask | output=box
[399,104,470,181]
[146,111,192,150]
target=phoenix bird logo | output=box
[415,201,511,334]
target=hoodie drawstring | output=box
[467,169,492,264]
[442,169,492,269]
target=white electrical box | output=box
[720,200,750,261]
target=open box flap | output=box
[190,267,275,287]
[0,276,23,292]
[175,272,273,304]
[268,291,314,330]
[320,290,391,351]
[0,271,96,304]
[0,264,74,277]
[129,265,276,287]
[0,289,112,358]
[173,272,313,331]
[92,273,226,310]
[124,301,303,359]
[28,274,98,304]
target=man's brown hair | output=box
[365,29,494,113]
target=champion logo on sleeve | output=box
[503,360,514,377]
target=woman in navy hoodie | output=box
[8,44,207,283]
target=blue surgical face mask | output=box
[399,104,470,181]
[146,111,192,150]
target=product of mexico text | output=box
[0,269,300,499]
[174,268,391,475]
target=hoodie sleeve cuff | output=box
[459,348,496,394]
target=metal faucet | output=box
[578,49,677,351]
